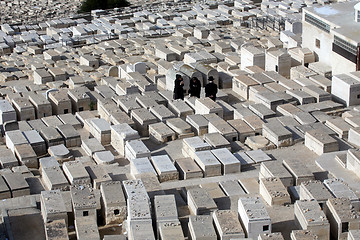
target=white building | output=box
[238,196,271,239]
[302,2,360,75]
[331,72,360,106]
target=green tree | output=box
[79,0,130,13]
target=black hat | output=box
[176,74,181,79]
[208,76,214,82]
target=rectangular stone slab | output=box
[187,188,217,215]
[130,157,157,178]
[211,148,241,174]
[219,180,246,197]
[193,150,221,177]
[150,155,178,182]
[188,215,217,240]
[213,210,245,239]
[175,158,203,180]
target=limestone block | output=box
[243,115,264,134]
[149,122,176,144]
[100,181,126,225]
[213,210,245,240]
[211,148,240,174]
[110,123,139,156]
[45,219,69,240]
[131,108,158,136]
[0,176,10,200]
[262,121,293,148]
[42,166,70,191]
[0,99,16,125]
[260,161,294,187]
[219,180,246,197]
[259,232,285,240]
[2,172,30,197]
[323,178,358,202]
[348,127,360,148]
[294,200,330,240]
[154,194,178,223]
[168,99,194,119]
[128,220,155,240]
[0,147,18,168]
[62,160,91,186]
[259,177,291,206]
[70,186,98,221]
[193,150,221,177]
[290,230,319,240]
[130,157,157,178]
[325,118,352,139]
[204,132,231,150]
[249,103,276,120]
[14,143,38,168]
[56,124,81,148]
[186,114,208,136]
[175,158,203,180]
[22,130,47,156]
[209,119,238,142]
[74,216,100,240]
[299,180,334,208]
[234,151,255,167]
[149,105,175,122]
[150,155,178,182]
[282,159,314,185]
[245,135,276,151]
[86,165,112,189]
[5,130,28,153]
[93,151,115,165]
[89,118,111,145]
[232,75,259,100]
[40,156,59,173]
[187,216,215,240]
[40,190,67,224]
[182,136,211,159]
[166,117,194,139]
[245,149,272,163]
[348,230,360,240]
[346,149,360,178]
[228,119,255,142]
[305,130,338,155]
[195,98,223,118]
[81,138,106,157]
[155,46,178,62]
[187,187,217,215]
[238,196,271,239]
[48,144,73,163]
[125,139,151,161]
[40,127,64,147]
[158,221,184,240]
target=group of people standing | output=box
[173,74,218,101]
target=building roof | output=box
[304,2,360,45]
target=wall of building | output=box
[331,51,357,75]
[302,21,333,66]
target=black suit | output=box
[189,79,201,98]
[173,78,184,100]
[205,82,218,101]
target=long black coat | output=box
[189,79,201,98]
[205,82,218,101]
[173,78,184,100]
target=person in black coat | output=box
[205,76,218,101]
[173,74,184,100]
[189,77,201,98]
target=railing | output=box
[304,12,330,33]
